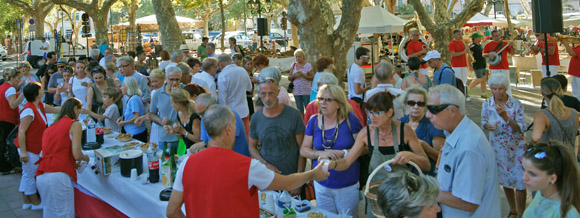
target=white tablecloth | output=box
[77,133,175,218]
[77,133,344,218]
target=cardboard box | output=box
[94,145,133,176]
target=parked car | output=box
[182,31,203,51]
[268,32,286,47]
[24,40,91,68]
[0,45,7,61]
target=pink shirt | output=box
[291,62,313,96]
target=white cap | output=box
[179,44,189,51]
[423,50,441,62]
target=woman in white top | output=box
[68,61,92,107]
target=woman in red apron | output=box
[35,97,89,218]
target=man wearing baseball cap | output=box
[424,50,456,86]
[467,32,491,99]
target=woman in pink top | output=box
[288,49,313,116]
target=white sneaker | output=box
[31,203,42,210]
[22,203,31,210]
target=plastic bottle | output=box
[86,117,96,143]
[95,120,104,143]
[161,142,172,187]
[147,145,160,183]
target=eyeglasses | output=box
[317,97,334,103]
[406,100,426,107]
[426,104,457,115]
[366,110,386,117]
[527,147,547,159]
[168,78,181,82]
[362,55,370,59]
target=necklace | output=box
[547,192,559,200]
[321,115,339,149]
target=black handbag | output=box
[5,126,21,168]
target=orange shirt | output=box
[483,40,512,70]
[537,41,560,66]
[568,45,580,77]
[448,40,467,67]
[406,40,428,69]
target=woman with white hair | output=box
[117,77,147,142]
[303,72,364,124]
[288,49,314,115]
[481,73,527,218]
[377,170,440,218]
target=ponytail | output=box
[541,78,567,118]
[187,100,195,114]
[554,145,580,217]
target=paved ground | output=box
[0,56,548,217]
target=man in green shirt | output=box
[197,37,209,62]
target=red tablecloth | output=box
[74,187,128,218]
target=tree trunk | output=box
[288,0,362,83]
[33,14,48,39]
[483,1,493,16]
[128,4,138,51]
[219,0,226,52]
[503,0,513,30]
[291,24,299,47]
[202,15,210,37]
[93,17,109,45]
[385,0,397,13]
[152,0,183,52]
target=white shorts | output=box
[18,150,40,195]
[313,181,359,217]
[541,65,560,78]
[452,67,468,84]
[491,69,512,95]
[37,172,75,218]
[572,77,580,100]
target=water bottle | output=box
[147,146,160,183]
[86,117,96,143]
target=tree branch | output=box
[408,0,435,30]
[450,0,484,27]
[51,0,91,12]
[446,0,458,16]
[334,0,362,42]
[5,0,35,14]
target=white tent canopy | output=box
[334,6,408,34]
[564,15,580,27]
[496,18,532,28]
[465,13,508,27]
[118,15,199,26]
[112,15,201,31]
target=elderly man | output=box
[483,30,513,95]
[166,104,329,218]
[117,56,150,102]
[424,50,457,87]
[406,30,429,76]
[249,72,305,196]
[347,47,370,107]
[425,84,500,217]
[217,54,253,136]
[192,57,218,97]
[165,51,184,71]
[206,43,217,58]
[99,48,114,68]
[147,66,183,152]
[190,93,250,156]
[175,62,192,85]
[364,61,405,119]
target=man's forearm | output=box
[439,191,479,212]
[149,113,163,126]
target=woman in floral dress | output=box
[481,74,527,218]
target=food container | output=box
[116,134,133,142]
[119,150,143,177]
[103,128,112,134]
[94,145,134,176]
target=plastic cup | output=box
[321,159,330,172]
[130,168,138,181]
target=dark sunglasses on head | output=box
[62,68,73,73]
[406,100,426,107]
[426,104,457,115]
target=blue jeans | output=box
[294,95,310,112]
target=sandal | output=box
[504,211,517,218]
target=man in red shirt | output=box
[532,33,560,78]
[562,39,580,99]
[406,30,429,76]
[448,30,469,91]
[483,30,513,95]
[166,105,329,218]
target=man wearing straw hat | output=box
[425,84,500,217]
[166,105,329,218]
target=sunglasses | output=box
[426,104,457,115]
[527,147,547,159]
[366,109,386,117]
[317,97,334,103]
[62,69,73,73]
[406,100,426,107]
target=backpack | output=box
[438,66,466,95]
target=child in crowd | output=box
[83,88,121,133]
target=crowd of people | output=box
[0,28,578,218]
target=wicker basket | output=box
[363,159,423,218]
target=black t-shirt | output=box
[37,64,48,81]
[470,42,486,70]
[177,113,201,148]
[541,95,580,112]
